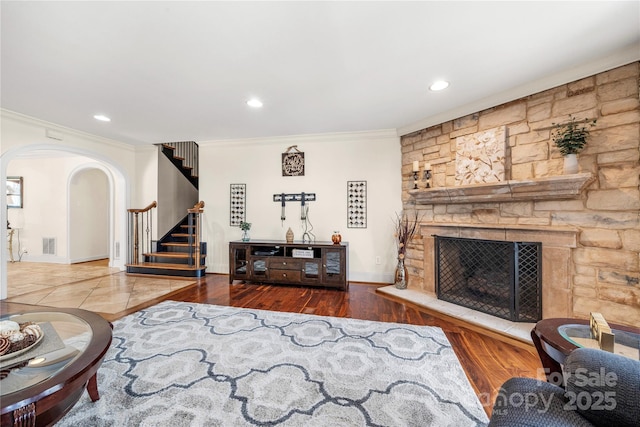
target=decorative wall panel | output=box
[230,184,246,226]
[347,180,367,228]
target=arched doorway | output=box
[1,144,128,299]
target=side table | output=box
[531,317,639,382]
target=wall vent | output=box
[45,129,64,140]
[115,241,120,259]
[42,238,56,255]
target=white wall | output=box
[198,130,403,283]
[133,145,159,239]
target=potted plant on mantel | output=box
[551,115,597,174]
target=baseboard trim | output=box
[71,255,109,264]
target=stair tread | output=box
[171,233,196,237]
[126,262,206,271]
[161,242,198,247]
[144,252,205,258]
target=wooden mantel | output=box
[409,173,595,204]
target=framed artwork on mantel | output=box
[6,176,23,208]
[455,126,506,185]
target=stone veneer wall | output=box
[400,62,639,327]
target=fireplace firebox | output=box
[434,235,542,322]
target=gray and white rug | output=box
[58,301,488,426]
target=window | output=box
[6,176,23,208]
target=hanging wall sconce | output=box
[423,162,432,188]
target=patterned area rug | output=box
[58,301,489,426]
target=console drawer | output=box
[270,269,302,282]
[269,260,301,270]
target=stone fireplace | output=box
[397,63,640,328]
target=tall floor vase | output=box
[394,257,408,289]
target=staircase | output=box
[126,202,207,278]
[161,142,199,188]
[126,141,205,278]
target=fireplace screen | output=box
[435,236,542,322]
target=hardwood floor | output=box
[3,270,544,417]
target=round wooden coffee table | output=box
[531,317,639,382]
[0,306,112,426]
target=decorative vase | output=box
[241,230,250,242]
[394,257,408,289]
[331,231,342,245]
[563,154,579,174]
[286,227,294,243]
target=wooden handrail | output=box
[128,201,157,213]
[127,201,157,266]
[188,200,205,213]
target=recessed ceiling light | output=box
[246,98,263,108]
[429,81,450,91]
[94,114,111,122]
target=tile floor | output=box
[4,260,196,315]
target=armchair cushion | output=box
[489,347,640,427]
[488,377,595,427]
[564,347,640,427]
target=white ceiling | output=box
[2,1,639,146]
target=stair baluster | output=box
[127,201,157,266]
[159,141,199,188]
[188,201,205,270]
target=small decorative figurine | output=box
[331,231,342,245]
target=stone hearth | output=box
[377,285,535,344]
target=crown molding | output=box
[1,109,135,152]
[134,144,159,154]
[198,128,399,148]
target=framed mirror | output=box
[7,176,23,208]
